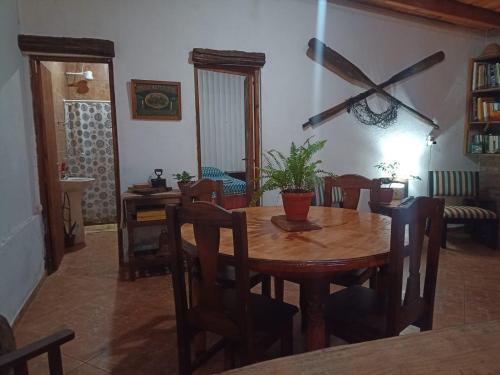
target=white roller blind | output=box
[199,69,246,172]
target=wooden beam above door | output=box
[192,48,266,68]
[18,35,115,57]
[334,0,500,31]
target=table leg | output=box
[302,279,330,351]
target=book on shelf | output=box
[472,62,500,91]
[471,97,500,122]
[136,205,167,221]
[470,134,499,154]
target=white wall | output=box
[0,0,45,323]
[17,0,486,204]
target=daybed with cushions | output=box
[201,166,247,209]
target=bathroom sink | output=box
[60,177,95,193]
[60,177,95,246]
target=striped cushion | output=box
[444,206,497,219]
[201,166,225,178]
[222,178,246,196]
[201,166,246,196]
[313,179,343,206]
[431,171,477,197]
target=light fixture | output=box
[65,67,94,81]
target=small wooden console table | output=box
[121,190,181,280]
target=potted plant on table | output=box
[252,137,329,221]
[374,161,421,202]
[173,171,195,191]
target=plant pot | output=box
[379,187,394,203]
[392,186,405,200]
[281,191,314,221]
[177,181,194,192]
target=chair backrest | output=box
[167,201,252,348]
[384,196,444,336]
[428,171,478,197]
[324,174,381,212]
[181,178,224,206]
[314,177,343,206]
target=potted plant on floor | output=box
[252,137,329,221]
[173,171,195,192]
[374,161,421,202]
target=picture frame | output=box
[131,79,182,121]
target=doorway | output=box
[194,66,263,207]
[20,35,121,273]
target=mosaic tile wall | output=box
[65,101,116,224]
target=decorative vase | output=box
[379,187,394,203]
[281,191,314,221]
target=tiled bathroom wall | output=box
[41,62,110,171]
[65,63,110,100]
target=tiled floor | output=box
[13,229,500,374]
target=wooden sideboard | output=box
[121,190,181,281]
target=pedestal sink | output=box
[60,177,95,245]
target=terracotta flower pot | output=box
[281,191,314,221]
[177,181,194,193]
[379,187,394,203]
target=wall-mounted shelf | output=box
[464,46,500,155]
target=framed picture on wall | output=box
[131,79,182,120]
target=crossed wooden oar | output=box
[303,38,444,130]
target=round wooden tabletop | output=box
[182,206,392,279]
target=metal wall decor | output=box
[303,38,444,130]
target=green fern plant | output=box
[252,137,330,205]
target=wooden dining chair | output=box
[0,315,74,375]
[167,202,298,374]
[324,174,382,287]
[180,178,224,206]
[277,175,383,312]
[324,174,382,212]
[180,179,271,297]
[324,196,444,343]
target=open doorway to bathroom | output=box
[24,44,121,274]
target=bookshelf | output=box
[464,44,500,155]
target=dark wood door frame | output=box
[194,65,262,205]
[19,35,122,273]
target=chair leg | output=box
[441,222,448,248]
[48,347,63,375]
[261,275,271,297]
[274,277,284,301]
[299,284,307,330]
[368,268,378,290]
[490,220,498,249]
[224,345,236,370]
[280,319,294,357]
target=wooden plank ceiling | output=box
[340,0,500,31]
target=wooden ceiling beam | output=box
[339,0,500,30]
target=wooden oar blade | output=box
[307,38,373,88]
[386,51,445,86]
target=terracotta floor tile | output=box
[66,363,110,375]
[13,228,500,374]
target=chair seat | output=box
[225,291,298,332]
[444,205,497,220]
[330,268,374,287]
[325,285,387,342]
[217,265,266,289]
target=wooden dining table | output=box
[181,206,392,351]
[221,320,500,374]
